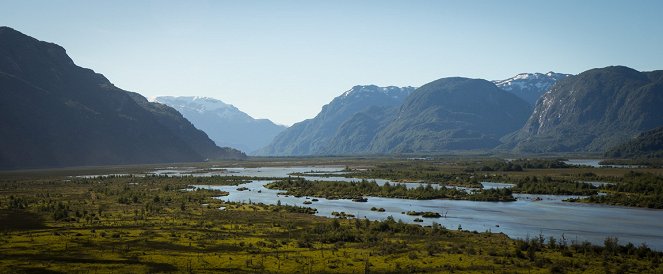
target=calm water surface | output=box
[158,166,663,250]
[564,159,642,168]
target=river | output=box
[155,166,663,250]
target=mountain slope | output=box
[155,96,286,154]
[504,66,663,153]
[605,126,663,158]
[370,77,532,153]
[323,105,399,155]
[0,27,244,169]
[493,72,571,105]
[257,85,414,156]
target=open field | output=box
[1,157,662,273]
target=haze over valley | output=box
[1,1,663,273]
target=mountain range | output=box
[261,67,663,157]
[259,79,533,155]
[0,27,244,169]
[2,26,662,167]
[154,96,286,154]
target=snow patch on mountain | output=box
[493,72,571,105]
[341,85,416,100]
[154,96,286,154]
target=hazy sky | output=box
[2,1,662,125]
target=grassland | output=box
[0,158,662,273]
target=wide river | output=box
[157,166,663,250]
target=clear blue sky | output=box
[1,0,662,125]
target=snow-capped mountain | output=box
[155,96,286,154]
[340,85,415,100]
[257,85,415,156]
[493,72,571,105]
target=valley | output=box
[2,4,663,273]
[2,157,662,273]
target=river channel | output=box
[156,166,663,250]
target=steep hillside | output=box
[504,66,663,153]
[0,27,244,169]
[605,126,663,158]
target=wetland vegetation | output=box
[265,177,516,201]
[1,157,663,273]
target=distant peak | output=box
[341,85,415,98]
[154,95,237,113]
[494,71,572,85]
[0,26,20,34]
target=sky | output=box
[1,0,662,126]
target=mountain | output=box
[0,27,244,169]
[323,105,399,155]
[605,126,663,158]
[256,85,415,156]
[154,96,286,154]
[493,72,571,105]
[503,66,663,153]
[369,77,532,153]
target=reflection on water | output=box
[158,166,662,250]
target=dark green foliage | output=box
[265,177,515,201]
[605,126,663,158]
[346,162,483,188]
[509,158,571,169]
[470,159,570,172]
[0,27,245,169]
[512,176,598,195]
[568,171,663,208]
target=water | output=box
[564,159,642,168]
[165,166,663,250]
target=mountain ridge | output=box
[0,27,244,169]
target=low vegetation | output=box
[266,177,516,201]
[510,176,599,195]
[569,171,663,208]
[1,159,662,273]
